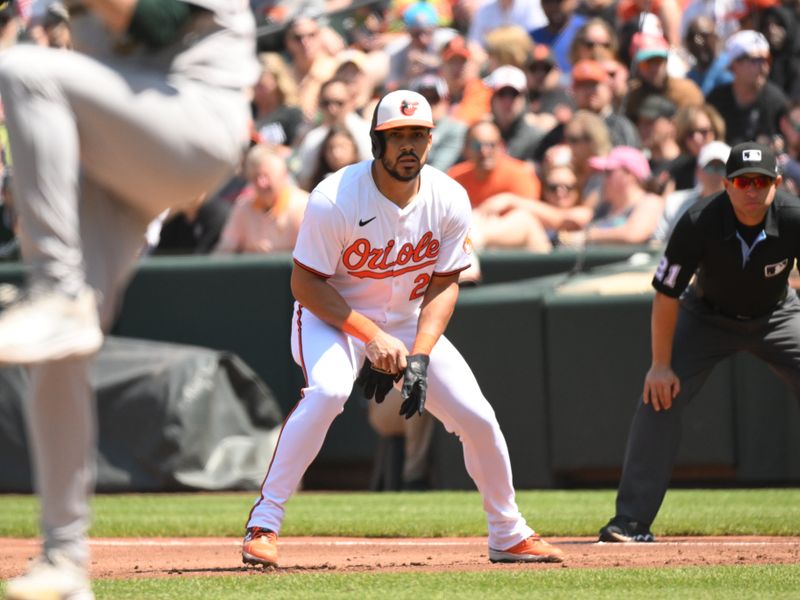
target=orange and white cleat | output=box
[488,534,565,563]
[242,527,278,567]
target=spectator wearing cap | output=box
[284,15,338,121]
[468,0,548,50]
[667,103,726,190]
[534,59,640,164]
[683,16,734,96]
[447,120,542,208]
[439,35,493,126]
[623,33,704,124]
[485,65,546,161]
[409,74,467,171]
[559,146,664,245]
[706,30,788,147]
[572,59,640,148]
[385,1,440,91]
[529,0,588,77]
[636,95,680,190]
[655,140,731,242]
[757,5,800,100]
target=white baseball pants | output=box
[247,304,534,551]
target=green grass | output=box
[1,488,799,538]
[81,565,800,599]
[3,490,799,598]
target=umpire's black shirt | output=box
[652,189,800,319]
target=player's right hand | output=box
[365,330,409,375]
[355,358,402,403]
[643,364,681,411]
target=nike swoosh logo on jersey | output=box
[358,217,377,226]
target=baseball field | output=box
[2,489,799,598]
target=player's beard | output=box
[382,152,422,182]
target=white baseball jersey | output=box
[292,161,473,325]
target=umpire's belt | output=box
[701,289,787,321]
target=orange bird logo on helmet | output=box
[400,100,419,116]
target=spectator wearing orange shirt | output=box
[448,120,550,251]
[448,120,541,208]
[214,145,308,254]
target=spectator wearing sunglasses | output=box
[448,120,541,209]
[283,14,338,121]
[667,104,726,191]
[568,17,619,66]
[290,78,372,186]
[450,120,550,252]
[706,30,788,147]
[655,141,731,242]
[525,44,573,129]
[599,141,800,544]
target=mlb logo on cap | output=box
[726,142,779,179]
[742,149,762,162]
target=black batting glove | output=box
[399,354,429,419]
[356,358,401,404]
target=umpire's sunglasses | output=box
[729,175,774,190]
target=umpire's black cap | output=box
[726,142,779,179]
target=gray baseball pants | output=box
[0,43,249,565]
[615,289,800,527]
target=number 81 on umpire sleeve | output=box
[654,256,681,289]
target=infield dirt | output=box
[2,536,800,578]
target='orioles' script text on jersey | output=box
[293,161,472,325]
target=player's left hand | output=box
[399,354,429,419]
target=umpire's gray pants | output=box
[0,44,250,566]
[615,289,800,527]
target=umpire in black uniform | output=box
[599,142,800,542]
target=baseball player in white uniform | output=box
[242,90,564,566]
[0,2,257,598]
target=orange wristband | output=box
[411,332,437,355]
[342,311,380,343]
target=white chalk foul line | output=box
[83,539,798,548]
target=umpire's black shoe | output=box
[598,516,655,542]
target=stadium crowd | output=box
[2,0,800,269]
